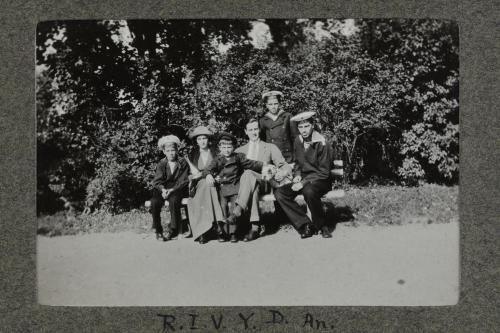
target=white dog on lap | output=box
[261,164,293,188]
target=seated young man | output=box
[274,111,334,239]
[202,132,264,243]
[232,118,292,242]
[150,135,190,241]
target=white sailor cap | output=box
[290,111,316,122]
[262,90,284,100]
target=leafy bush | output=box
[37,19,459,213]
[85,156,149,213]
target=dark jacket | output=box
[152,157,190,192]
[293,131,333,186]
[259,111,298,163]
[202,152,263,196]
[189,147,218,171]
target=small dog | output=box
[261,164,293,188]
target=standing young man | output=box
[274,111,334,239]
[259,90,298,163]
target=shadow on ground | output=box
[258,201,355,236]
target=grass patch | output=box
[37,184,458,237]
[338,184,458,227]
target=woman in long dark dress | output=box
[185,126,224,244]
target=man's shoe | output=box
[300,224,313,239]
[218,232,227,242]
[320,227,332,238]
[233,204,244,218]
[163,230,177,241]
[230,233,238,243]
[155,232,166,241]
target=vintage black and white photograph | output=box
[36,19,459,306]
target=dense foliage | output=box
[36,19,458,214]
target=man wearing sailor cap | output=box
[259,90,298,163]
[273,111,334,239]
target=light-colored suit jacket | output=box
[235,140,292,184]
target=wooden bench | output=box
[144,160,345,209]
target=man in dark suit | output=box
[150,135,190,241]
[274,112,334,239]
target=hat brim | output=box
[189,131,212,139]
[262,91,284,100]
[290,111,316,122]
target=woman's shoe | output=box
[230,233,238,243]
[243,229,259,242]
[155,232,166,241]
[198,235,208,244]
[179,231,192,239]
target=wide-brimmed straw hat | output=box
[189,126,212,139]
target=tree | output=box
[357,19,459,184]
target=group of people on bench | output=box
[150,90,335,244]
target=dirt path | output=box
[37,220,459,306]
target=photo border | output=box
[1,0,498,331]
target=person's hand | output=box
[215,175,222,183]
[191,172,203,180]
[206,174,216,187]
[162,188,173,199]
[292,175,302,184]
[291,182,303,192]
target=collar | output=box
[249,139,260,145]
[299,131,326,145]
[265,110,284,121]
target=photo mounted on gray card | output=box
[36,19,459,306]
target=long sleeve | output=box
[302,142,332,185]
[238,153,263,172]
[308,142,332,179]
[292,140,302,178]
[152,160,167,191]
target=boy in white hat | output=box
[273,112,334,239]
[150,135,190,241]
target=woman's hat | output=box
[262,90,284,100]
[290,111,316,122]
[189,126,212,139]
